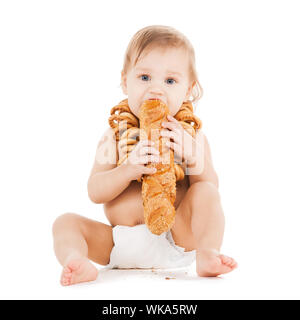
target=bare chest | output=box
[103,175,190,227]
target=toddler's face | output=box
[121,47,194,118]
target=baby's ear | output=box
[185,81,195,100]
[121,70,128,95]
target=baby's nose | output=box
[149,84,164,95]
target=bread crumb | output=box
[165,277,176,280]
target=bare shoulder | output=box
[96,127,116,149]
[88,127,118,178]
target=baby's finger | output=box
[136,140,153,151]
[137,140,151,149]
[166,141,183,160]
[165,140,180,154]
[162,121,181,133]
[148,146,160,155]
[140,146,159,156]
[161,129,180,144]
[143,166,157,174]
[139,155,160,165]
[148,154,161,163]
[139,139,154,146]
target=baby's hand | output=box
[123,139,160,181]
[161,115,197,164]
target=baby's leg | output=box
[171,181,238,277]
[52,213,113,286]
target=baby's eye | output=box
[140,74,149,81]
[138,74,177,84]
[166,78,176,85]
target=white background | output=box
[1,0,300,299]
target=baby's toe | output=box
[61,274,71,286]
[220,255,237,268]
[227,258,237,268]
[63,266,72,275]
[60,267,73,286]
[219,255,231,264]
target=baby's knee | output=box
[189,181,220,203]
[52,212,80,234]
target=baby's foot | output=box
[196,248,238,277]
[60,257,98,286]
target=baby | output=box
[52,25,238,286]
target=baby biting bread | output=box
[139,99,176,235]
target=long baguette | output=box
[139,99,176,235]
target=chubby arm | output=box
[88,164,133,204]
[187,131,219,189]
[87,128,132,204]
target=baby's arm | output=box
[88,128,158,204]
[87,128,132,204]
[188,131,219,188]
[88,163,132,204]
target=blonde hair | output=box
[119,25,203,105]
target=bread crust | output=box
[139,99,176,235]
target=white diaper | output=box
[106,224,196,269]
